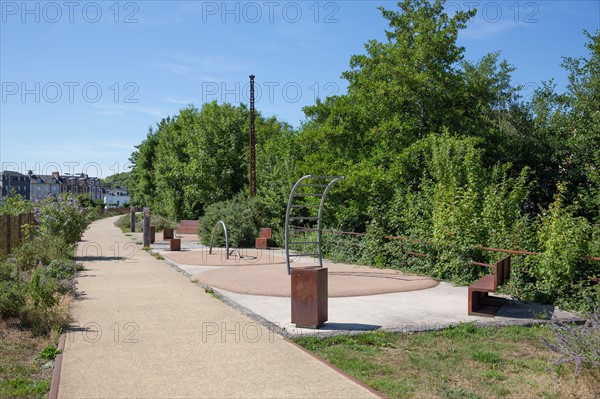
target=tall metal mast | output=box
[249,74,256,197]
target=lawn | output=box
[0,319,56,399]
[294,323,600,398]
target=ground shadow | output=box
[75,255,129,262]
[497,299,557,320]
[319,322,382,331]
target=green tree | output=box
[129,102,294,221]
[101,172,130,190]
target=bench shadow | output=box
[319,322,382,331]
[329,271,433,282]
[474,296,558,319]
[497,299,557,320]
[75,255,128,262]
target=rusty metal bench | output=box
[177,220,198,235]
[255,228,272,249]
[468,256,511,317]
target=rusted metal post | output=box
[130,206,136,233]
[163,228,174,240]
[291,267,328,328]
[249,74,256,197]
[143,208,151,247]
[170,238,181,251]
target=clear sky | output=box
[1,0,598,179]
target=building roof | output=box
[30,174,60,184]
[1,171,27,177]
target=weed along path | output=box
[57,216,379,398]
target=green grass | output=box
[204,287,224,301]
[294,323,600,398]
[0,320,55,399]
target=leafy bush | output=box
[0,260,26,318]
[27,266,60,309]
[0,195,87,335]
[543,308,600,376]
[34,195,90,245]
[198,194,263,248]
[39,345,61,360]
[14,234,73,272]
[151,214,177,231]
[115,212,176,232]
[0,192,31,216]
[528,187,593,300]
[115,213,142,231]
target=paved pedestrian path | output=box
[57,216,379,398]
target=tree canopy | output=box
[128,0,599,309]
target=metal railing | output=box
[284,175,345,275]
[208,220,243,260]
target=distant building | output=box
[61,173,102,201]
[28,171,61,200]
[1,171,30,199]
[1,170,103,202]
[103,187,131,208]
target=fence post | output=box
[143,208,151,247]
[17,213,23,243]
[130,206,136,233]
[5,215,11,253]
[4,215,11,254]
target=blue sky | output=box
[1,0,599,179]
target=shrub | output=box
[34,195,90,245]
[543,308,600,376]
[115,213,142,231]
[27,266,60,309]
[528,187,592,300]
[115,212,176,232]
[14,234,73,272]
[151,214,177,231]
[198,194,263,248]
[0,260,26,318]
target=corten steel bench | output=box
[255,228,272,249]
[468,256,511,317]
[177,220,198,235]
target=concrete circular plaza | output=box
[159,245,439,297]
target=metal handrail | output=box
[284,175,345,275]
[209,220,230,260]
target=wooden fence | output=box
[0,213,35,256]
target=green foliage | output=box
[101,171,130,189]
[124,0,599,309]
[0,260,26,318]
[115,213,142,232]
[0,196,86,335]
[0,192,31,216]
[543,308,600,376]
[38,345,61,361]
[14,234,72,272]
[129,102,294,221]
[151,214,178,230]
[528,187,593,298]
[34,195,90,246]
[198,194,264,248]
[0,377,50,398]
[115,212,176,233]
